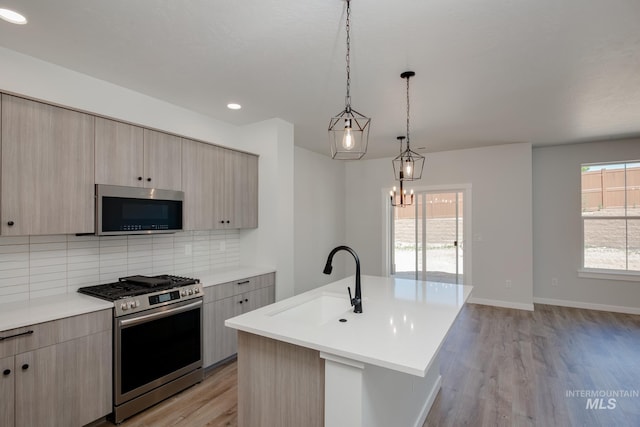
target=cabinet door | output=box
[234,152,259,229]
[143,129,182,190]
[14,331,112,427]
[1,95,94,235]
[182,139,218,230]
[15,346,57,427]
[0,356,14,427]
[95,117,144,186]
[203,301,215,367]
[223,150,259,229]
[75,330,112,425]
[244,286,274,313]
[211,296,243,364]
[212,147,227,229]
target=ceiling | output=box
[1,0,639,159]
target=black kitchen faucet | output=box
[323,245,363,313]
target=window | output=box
[581,161,640,275]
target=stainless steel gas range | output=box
[79,275,204,424]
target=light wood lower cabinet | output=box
[0,310,112,427]
[0,355,14,427]
[237,331,324,427]
[203,273,275,367]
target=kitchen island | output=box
[225,275,472,427]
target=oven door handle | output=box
[118,299,203,328]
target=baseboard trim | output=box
[533,297,640,315]
[468,297,534,311]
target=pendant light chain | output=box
[405,74,410,148]
[392,71,424,181]
[345,0,352,112]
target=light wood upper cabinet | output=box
[95,119,182,191]
[95,117,144,187]
[143,129,182,191]
[1,95,94,236]
[182,139,218,230]
[0,93,257,236]
[184,142,257,231]
[215,149,258,229]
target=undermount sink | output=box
[269,293,351,325]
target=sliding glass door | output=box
[391,190,464,284]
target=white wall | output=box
[0,47,292,300]
[345,143,534,310]
[293,147,347,294]
[0,47,238,146]
[240,119,295,301]
[533,138,640,312]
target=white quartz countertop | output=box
[198,266,275,288]
[0,293,114,332]
[226,275,472,377]
[0,265,275,332]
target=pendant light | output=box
[328,0,371,160]
[390,136,414,207]
[392,71,424,180]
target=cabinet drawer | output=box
[204,275,263,303]
[0,310,111,358]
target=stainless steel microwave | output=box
[95,184,184,236]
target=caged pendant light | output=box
[390,136,414,207]
[392,71,424,181]
[328,0,371,160]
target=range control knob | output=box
[120,303,128,311]
[187,289,193,296]
[180,290,187,297]
[194,288,200,294]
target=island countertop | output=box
[226,275,472,377]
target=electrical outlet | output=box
[506,279,512,288]
[219,241,226,251]
[551,278,558,287]
[184,244,192,256]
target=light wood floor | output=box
[103,304,640,427]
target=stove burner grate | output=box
[78,274,199,301]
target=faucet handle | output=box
[347,286,354,307]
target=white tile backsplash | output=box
[0,230,240,304]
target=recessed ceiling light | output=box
[0,8,27,25]
[227,103,241,110]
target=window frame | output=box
[579,161,640,282]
